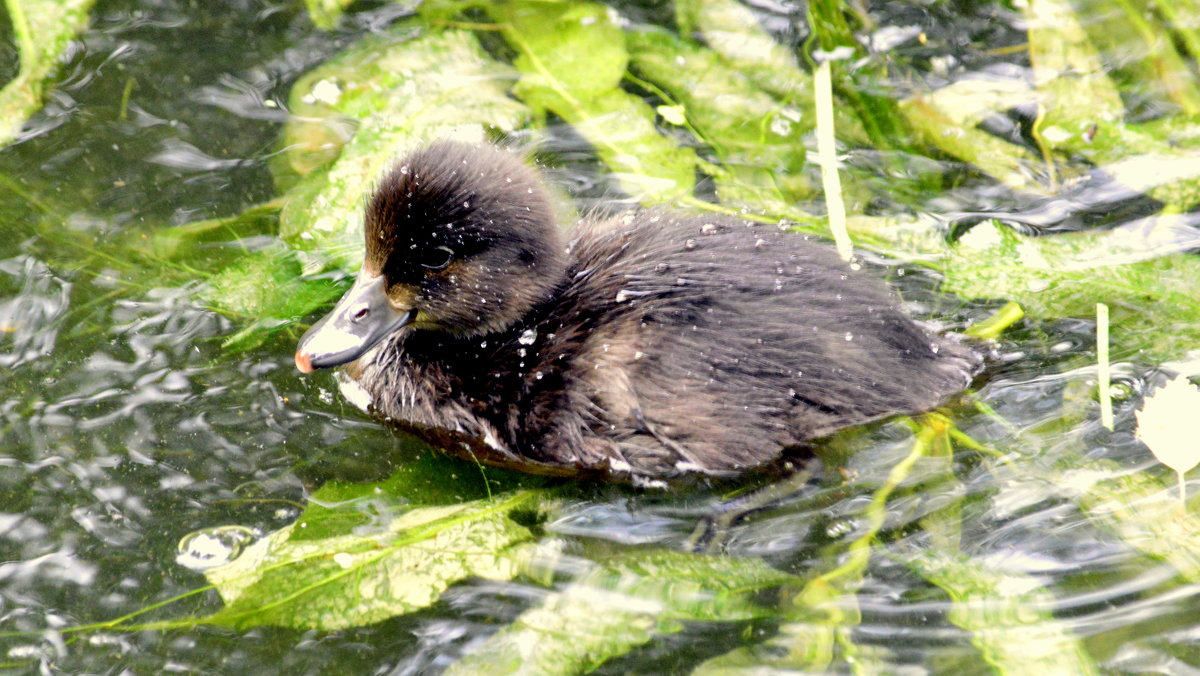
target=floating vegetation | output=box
[3,0,1200,673]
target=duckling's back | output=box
[517,212,979,478]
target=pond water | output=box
[3,0,1200,674]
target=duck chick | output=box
[295,141,979,480]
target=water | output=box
[3,0,1200,674]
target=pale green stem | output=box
[813,60,851,262]
[1096,303,1113,431]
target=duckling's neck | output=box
[447,269,571,345]
[366,277,570,405]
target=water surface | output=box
[2,0,1199,674]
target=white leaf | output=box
[1136,375,1200,474]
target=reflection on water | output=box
[2,0,1200,674]
[0,256,69,368]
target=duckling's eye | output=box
[421,245,455,271]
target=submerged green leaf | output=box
[499,1,627,99]
[445,550,796,675]
[128,200,284,261]
[277,29,529,273]
[898,88,1049,195]
[1027,0,1125,131]
[1156,1,1200,67]
[1072,463,1200,582]
[199,247,344,350]
[944,219,1200,358]
[205,491,540,631]
[698,418,950,673]
[1023,0,1200,210]
[304,0,354,29]
[674,0,810,104]
[0,0,97,147]
[627,28,814,208]
[1076,0,1200,115]
[491,1,697,203]
[807,0,909,151]
[296,449,549,537]
[890,426,1100,676]
[908,551,1100,676]
[671,0,866,148]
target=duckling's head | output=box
[296,141,565,373]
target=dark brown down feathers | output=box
[338,141,979,480]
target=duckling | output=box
[295,141,978,481]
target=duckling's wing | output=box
[543,213,978,477]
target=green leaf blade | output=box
[0,0,97,147]
[205,493,539,631]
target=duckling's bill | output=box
[295,270,414,373]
